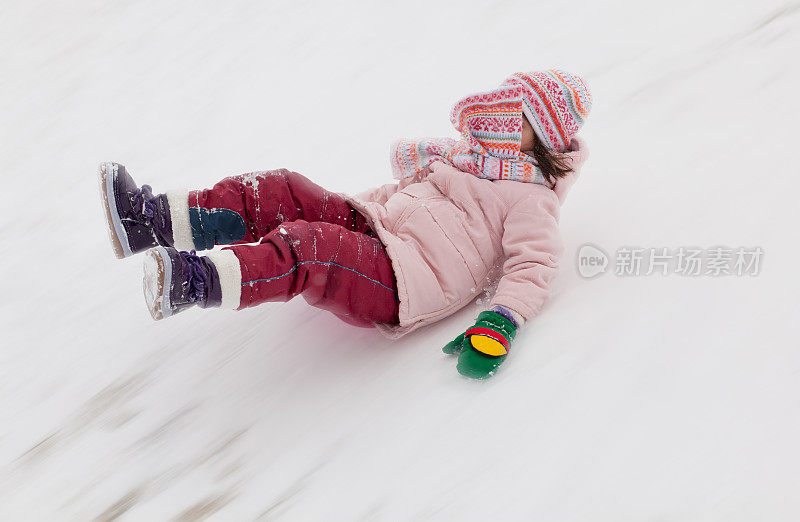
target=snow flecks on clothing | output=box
[311,228,318,261]
[252,174,263,234]
[189,169,398,322]
[355,234,364,274]
[142,252,160,308]
[321,193,329,221]
[233,171,266,238]
[276,202,285,224]
[473,269,502,313]
[231,219,397,323]
[332,226,344,262]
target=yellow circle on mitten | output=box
[469,335,508,357]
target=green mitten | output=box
[442,332,466,355]
[442,311,518,379]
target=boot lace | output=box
[130,185,156,225]
[180,250,207,303]
[131,185,169,239]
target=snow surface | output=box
[1,1,800,520]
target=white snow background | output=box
[1,1,799,520]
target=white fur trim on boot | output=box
[204,249,242,310]
[166,189,194,251]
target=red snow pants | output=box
[189,169,399,325]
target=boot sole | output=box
[98,162,133,259]
[143,246,173,320]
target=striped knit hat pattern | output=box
[449,83,530,161]
[391,68,591,184]
[502,69,592,153]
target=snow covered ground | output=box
[2,0,799,519]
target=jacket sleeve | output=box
[489,193,564,322]
[355,173,426,206]
[355,183,400,206]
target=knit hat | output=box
[501,69,592,152]
[391,68,591,184]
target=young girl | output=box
[99,69,592,379]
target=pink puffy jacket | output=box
[346,136,589,338]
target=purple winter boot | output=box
[142,247,222,320]
[98,162,173,259]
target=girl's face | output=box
[521,115,536,153]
